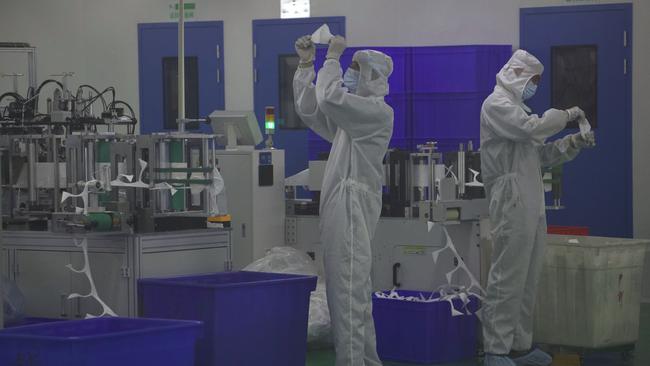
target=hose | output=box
[77,84,108,111]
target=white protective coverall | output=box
[294,50,394,366]
[480,50,584,355]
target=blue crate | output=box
[385,94,409,140]
[373,290,480,364]
[411,91,488,144]
[0,317,202,366]
[411,45,512,93]
[4,317,66,328]
[139,271,318,366]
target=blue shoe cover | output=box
[512,348,553,366]
[485,354,516,366]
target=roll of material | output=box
[169,140,186,211]
[434,164,446,182]
[96,141,112,202]
[446,208,460,221]
[87,212,115,231]
[412,163,430,188]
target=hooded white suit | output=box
[480,50,584,356]
[294,50,394,366]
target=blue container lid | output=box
[139,271,317,291]
[0,317,203,342]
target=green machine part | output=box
[87,212,117,232]
[169,140,186,211]
[96,141,111,205]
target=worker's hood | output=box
[496,49,543,102]
[352,50,393,98]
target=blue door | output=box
[252,17,345,176]
[521,4,633,237]
[138,21,225,134]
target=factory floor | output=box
[306,304,650,366]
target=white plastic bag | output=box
[244,247,331,343]
[2,274,25,325]
[244,247,317,275]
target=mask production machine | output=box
[0,43,285,320]
[286,141,491,292]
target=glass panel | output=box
[162,56,199,130]
[551,45,598,129]
[278,54,306,129]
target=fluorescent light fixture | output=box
[281,0,310,19]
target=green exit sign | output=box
[169,2,196,19]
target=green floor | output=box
[306,304,650,366]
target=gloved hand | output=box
[570,131,596,149]
[295,35,315,66]
[565,106,585,122]
[326,35,346,61]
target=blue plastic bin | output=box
[138,271,318,366]
[0,317,202,366]
[411,45,512,93]
[4,317,66,328]
[373,290,480,364]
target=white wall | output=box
[0,0,648,287]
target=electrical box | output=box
[215,149,285,269]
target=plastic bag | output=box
[244,247,331,343]
[2,274,26,325]
[307,282,331,344]
[244,246,317,276]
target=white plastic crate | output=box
[533,235,649,348]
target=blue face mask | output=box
[343,68,359,94]
[522,81,537,100]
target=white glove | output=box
[570,131,596,149]
[326,35,346,61]
[565,106,585,122]
[295,35,315,66]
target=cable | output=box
[77,84,108,111]
[33,79,65,114]
[0,92,25,120]
[110,100,138,134]
[35,79,64,95]
[78,87,115,114]
[110,100,135,117]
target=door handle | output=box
[392,263,401,288]
[241,223,246,238]
[60,294,68,318]
[75,297,83,318]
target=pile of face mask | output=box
[374,288,434,303]
[374,285,479,317]
[375,224,485,317]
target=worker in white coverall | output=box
[480,49,595,366]
[293,34,393,366]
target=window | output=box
[162,56,199,130]
[551,45,598,129]
[281,0,310,19]
[278,54,306,129]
